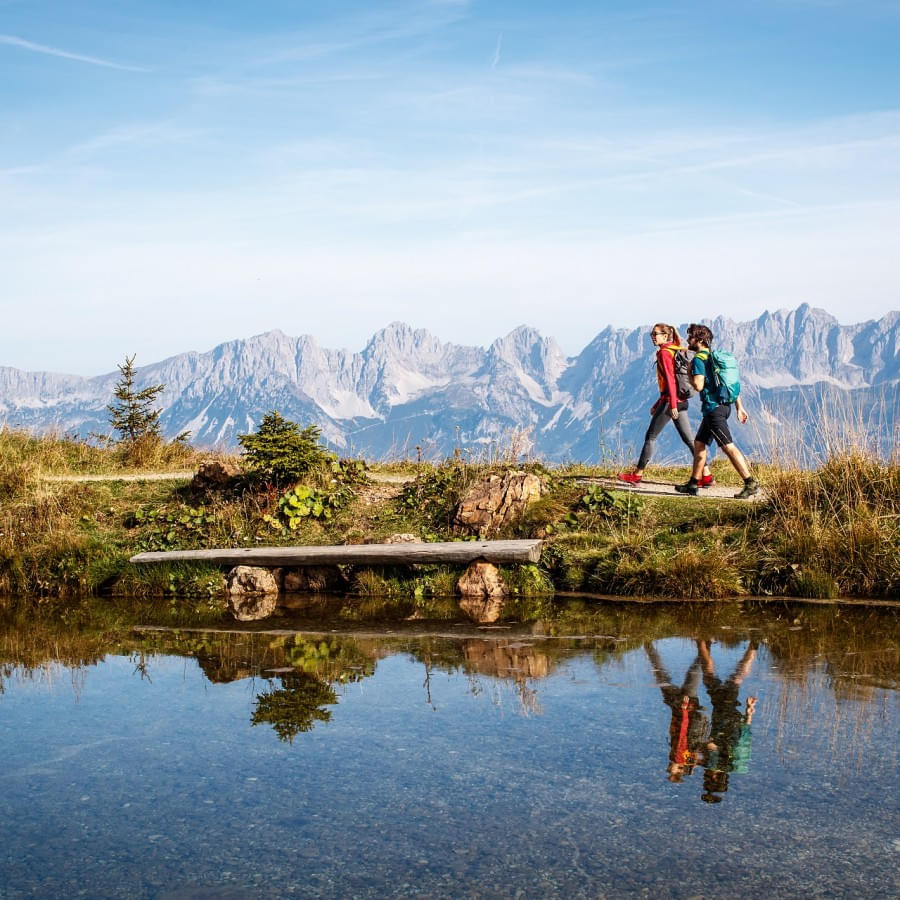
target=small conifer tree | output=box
[107,354,165,444]
[238,411,329,485]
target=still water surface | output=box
[1,598,897,898]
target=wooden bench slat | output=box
[129,539,543,567]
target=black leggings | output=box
[637,401,694,469]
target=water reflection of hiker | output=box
[645,644,709,782]
[697,639,758,803]
[618,322,714,487]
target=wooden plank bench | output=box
[129,539,543,568]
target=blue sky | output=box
[2,0,900,374]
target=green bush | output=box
[237,411,331,486]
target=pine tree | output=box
[107,354,165,444]
[238,411,329,485]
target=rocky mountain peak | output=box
[0,307,895,460]
[487,326,569,391]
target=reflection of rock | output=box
[453,471,543,537]
[279,594,330,611]
[229,592,279,621]
[226,566,282,620]
[459,595,506,624]
[197,658,255,683]
[458,561,507,623]
[461,639,552,679]
[284,566,342,593]
[191,458,242,490]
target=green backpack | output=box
[708,349,741,404]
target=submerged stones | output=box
[225,534,520,623]
[228,565,340,620]
[226,556,514,624]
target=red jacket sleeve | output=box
[657,347,680,410]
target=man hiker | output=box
[675,323,760,499]
[697,639,758,804]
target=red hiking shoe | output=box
[617,472,642,484]
[699,474,716,487]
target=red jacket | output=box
[653,341,684,412]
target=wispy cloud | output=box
[0,164,42,178]
[188,70,385,98]
[252,1,471,68]
[64,122,203,158]
[0,34,148,72]
[491,32,502,69]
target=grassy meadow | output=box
[0,426,897,609]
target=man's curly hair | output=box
[688,323,714,347]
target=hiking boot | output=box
[617,472,642,484]
[699,474,716,487]
[734,480,760,499]
[674,482,699,496]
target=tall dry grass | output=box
[759,431,899,598]
[0,428,209,598]
[0,426,202,481]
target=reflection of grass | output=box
[2,598,896,747]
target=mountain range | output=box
[2,304,897,464]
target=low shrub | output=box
[266,484,352,530]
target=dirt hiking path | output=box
[40,471,764,502]
[586,477,767,502]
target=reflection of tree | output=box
[130,651,153,682]
[251,673,338,743]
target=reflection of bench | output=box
[129,539,543,567]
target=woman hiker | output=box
[645,643,710,783]
[618,322,713,486]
